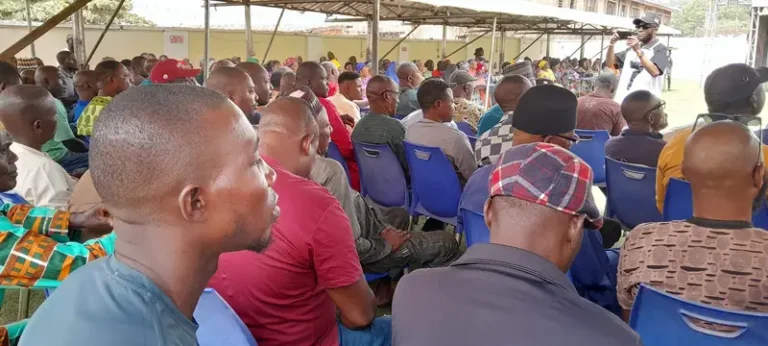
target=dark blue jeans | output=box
[338,316,392,346]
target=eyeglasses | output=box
[554,133,580,144]
[644,100,666,118]
[692,113,763,166]
[381,90,401,98]
[635,24,653,30]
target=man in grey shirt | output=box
[392,143,641,346]
[20,86,279,345]
[405,78,476,184]
[395,62,424,116]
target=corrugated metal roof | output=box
[212,0,680,35]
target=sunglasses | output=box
[381,90,401,98]
[692,113,763,165]
[644,101,666,118]
[635,24,654,30]
[554,133,580,144]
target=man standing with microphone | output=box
[606,13,670,104]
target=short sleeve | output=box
[617,228,645,310]
[53,100,75,142]
[310,202,363,290]
[651,44,670,75]
[615,49,627,69]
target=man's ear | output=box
[754,161,765,189]
[483,199,493,230]
[300,133,315,156]
[178,185,207,223]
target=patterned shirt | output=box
[474,112,514,167]
[618,218,768,312]
[0,203,116,346]
[452,98,483,131]
[351,112,409,177]
[77,96,113,136]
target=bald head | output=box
[211,59,235,72]
[236,62,272,106]
[397,62,418,80]
[397,62,423,88]
[74,70,98,101]
[207,66,257,118]
[91,85,248,220]
[620,90,659,124]
[0,85,57,148]
[34,66,64,97]
[296,62,328,98]
[321,61,339,84]
[366,75,398,115]
[258,97,318,177]
[684,121,765,219]
[494,75,532,113]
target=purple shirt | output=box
[605,129,667,167]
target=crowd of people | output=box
[0,11,764,346]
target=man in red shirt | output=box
[295,62,360,191]
[208,97,390,346]
[576,72,626,136]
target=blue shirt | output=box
[476,104,504,136]
[72,99,90,125]
[459,165,493,215]
[19,255,199,346]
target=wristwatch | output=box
[635,49,644,58]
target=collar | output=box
[588,92,612,100]
[452,243,576,294]
[11,142,45,156]
[399,86,414,92]
[260,154,281,170]
[498,111,513,124]
[687,217,753,229]
[621,129,663,139]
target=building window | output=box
[587,0,598,12]
[631,6,640,18]
[620,4,628,16]
[557,0,564,7]
[606,0,618,15]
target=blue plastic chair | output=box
[403,141,462,225]
[605,157,662,229]
[664,178,768,228]
[195,288,258,346]
[352,141,409,209]
[460,209,489,247]
[394,114,408,120]
[630,284,768,345]
[326,142,350,181]
[364,272,389,282]
[570,130,610,185]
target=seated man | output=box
[209,97,390,346]
[236,61,272,118]
[35,66,89,174]
[395,62,424,117]
[20,85,278,345]
[619,121,768,318]
[605,90,667,167]
[475,60,534,136]
[575,72,625,136]
[449,70,482,129]
[475,75,532,167]
[148,59,201,85]
[657,63,768,211]
[0,85,75,209]
[405,78,476,184]
[352,75,410,178]
[72,70,97,125]
[393,143,639,345]
[330,71,363,130]
[297,89,460,274]
[76,60,132,137]
[206,66,258,124]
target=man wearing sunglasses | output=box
[606,13,669,104]
[656,63,768,212]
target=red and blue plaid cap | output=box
[489,143,603,229]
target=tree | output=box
[0,0,153,26]
[670,0,751,36]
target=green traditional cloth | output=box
[40,99,75,162]
[76,96,113,136]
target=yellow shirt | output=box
[656,128,768,212]
[76,96,113,136]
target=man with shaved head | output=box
[353,75,410,178]
[72,70,97,125]
[321,61,340,96]
[296,61,360,190]
[77,60,132,137]
[576,72,625,136]
[605,89,667,167]
[56,50,78,104]
[619,121,768,319]
[211,59,235,72]
[0,61,20,93]
[20,69,36,85]
[396,61,424,116]
[20,85,279,345]
[0,85,75,209]
[474,75,532,166]
[236,61,272,108]
[279,69,296,97]
[210,96,391,346]
[34,65,70,105]
[207,66,258,124]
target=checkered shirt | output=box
[475,112,514,167]
[489,143,602,227]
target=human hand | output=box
[340,114,356,128]
[380,228,411,252]
[626,37,641,52]
[70,206,113,236]
[610,31,620,45]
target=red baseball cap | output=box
[149,59,201,84]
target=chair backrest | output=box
[570,130,610,184]
[630,284,768,345]
[326,142,350,180]
[394,114,408,120]
[404,141,462,220]
[195,288,258,346]
[460,209,489,247]
[466,135,477,150]
[664,178,768,228]
[352,141,409,208]
[456,122,477,137]
[605,157,662,228]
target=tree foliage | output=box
[0,0,153,26]
[670,0,750,36]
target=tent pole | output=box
[579,34,585,59]
[263,8,285,62]
[545,32,551,58]
[86,0,125,66]
[25,0,36,58]
[371,0,380,75]
[599,32,605,61]
[203,0,210,83]
[484,17,497,110]
[245,1,254,60]
[499,29,506,73]
[381,24,420,60]
[72,9,87,69]
[441,25,447,60]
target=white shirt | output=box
[11,142,75,210]
[401,109,459,130]
[613,39,669,104]
[329,93,361,123]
